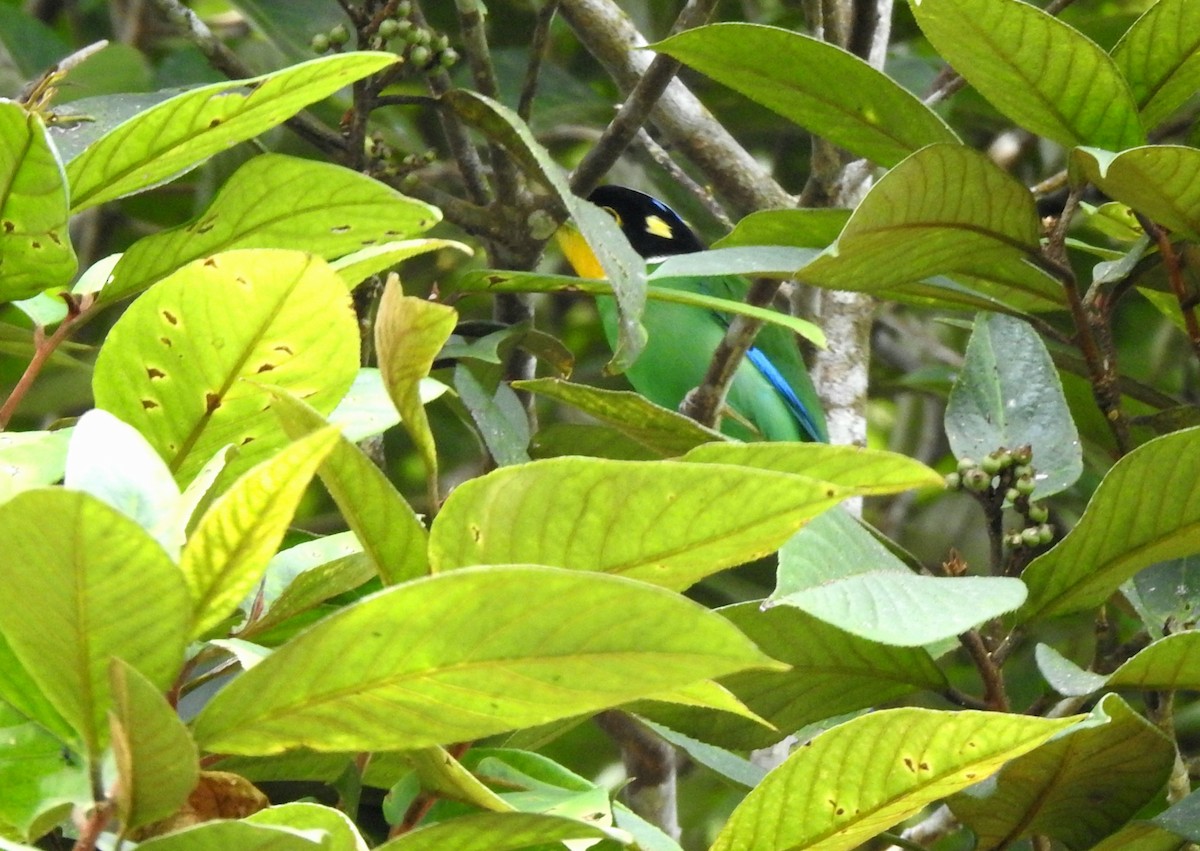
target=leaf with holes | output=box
[181,428,338,637]
[908,0,1143,150]
[1112,0,1200,129]
[654,23,958,167]
[0,101,76,302]
[1072,146,1200,241]
[190,566,781,754]
[949,694,1174,850]
[1021,427,1200,620]
[93,249,358,485]
[66,52,397,212]
[428,456,849,591]
[105,154,441,303]
[712,708,1078,851]
[0,490,189,757]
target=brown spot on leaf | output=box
[146,367,165,379]
[196,222,214,234]
[31,240,41,249]
[2,221,13,233]
[240,436,255,446]
[162,310,178,325]
[208,117,222,128]
[47,231,62,245]
[904,758,915,772]
[331,225,351,234]
[920,762,930,771]
[160,336,173,347]
[273,344,294,356]
[203,257,218,267]
[205,392,221,413]
[385,230,400,237]
[256,363,275,373]
[141,399,159,410]
[471,524,482,543]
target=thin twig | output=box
[1138,215,1200,362]
[636,128,733,229]
[960,629,1009,711]
[942,686,990,711]
[518,0,561,121]
[570,0,720,196]
[0,295,89,430]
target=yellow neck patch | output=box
[554,224,607,280]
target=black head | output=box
[588,185,706,259]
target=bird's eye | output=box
[601,206,622,227]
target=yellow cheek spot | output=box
[644,215,674,240]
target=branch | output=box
[636,129,733,229]
[0,295,90,430]
[594,711,680,839]
[1138,215,1200,362]
[517,0,561,121]
[960,628,1009,711]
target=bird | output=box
[557,184,826,443]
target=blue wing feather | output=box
[745,346,826,443]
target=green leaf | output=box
[639,718,766,788]
[775,508,910,591]
[427,457,849,591]
[1072,146,1200,240]
[246,803,368,851]
[108,659,199,831]
[93,249,359,484]
[0,721,89,842]
[180,428,338,638]
[105,153,441,303]
[454,363,531,466]
[377,812,619,851]
[66,52,397,212]
[374,278,457,503]
[654,23,958,167]
[1112,0,1200,128]
[65,409,183,556]
[946,312,1082,498]
[638,602,946,751]
[949,694,1174,850]
[1034,644,1108,697]
[908,0,1143,150]
[770,569,1026,647]
[403,746,513,812]
[0,490,189,756]
[271,390,429,585]
[682,442,945,495]
[0,634,76,745]
[0,430,69,506]
[0,101,76,301]
[514,378,724,458]
[711,708,1079,851]
[800,144,1043,292]
[191,566,780,754]
[715,209,851,251]
[328,368,439,444]
[1107,633,1200,691]
[135,820,328,851]
[1122,554,1200,632]
[332,239,472,290]
[1021,427,1200,620]
[444,89,648,372]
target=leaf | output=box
[712,708,1078,851]
[949,694,1174,850]
[190,566,780,754]
[769,570,1027,647]
[374,279,457,502]
[682,442,945,495]
[0,634,76,744]
[66,52,397,211]
[65,409,184,556]
[715,209,851,251]
[945,313,1083,498]
[637,602,947,751]
[331,238,472,289]
[0,720,89,842]
[654,23,958,167]
[444,89,648,372]
[0,490,189,756]
[427,457,849,591]
[328,368,439,443]
[180,428,338,638]
[1107,633,1200,691]
[402,746,513,813]
[1072,146,1200,240]
[455,363,531,466]
[92,249,359,485]
[105,154,441,303]
[1034,644,1107,697]
[639,719,767,788]
[800,144,1043,292]
[246,803,368,851]
[271,390,429,585]
[0,430,69,506]
[1112,0,1200,128]
[109,659,199,831]
[775,508,910,591]
[515,378,724,458]
[908,0,1143,150]
[135,820,327,851]
[377,812,619,851]
[1123,554,1200,632]
[1021,427,1200,620]
[0,101,76,301]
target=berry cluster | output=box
[946,445,1054,549]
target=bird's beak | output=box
[554,222,607,280]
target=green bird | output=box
[558,185,827,443]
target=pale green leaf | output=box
[377,812,619,851]
[712,708,1078,851]
[242,532,368,637]
[801,144,1043,293]
[654,23,958,167]
[1109,632,1200,691]
[0,721,89,842]
[428,457,848,591]
[514,378,724,458]
[105,153,441,303]
[715,209,850,251]
[949,694,1174,850]
[180,428,338,637]
[454,364,532,466]
[93,249,358,484]
[908,0,1143,149]
[1021,427,1200,620]
[775,508,909,592]
[0,490,189,756]
[65,409,184,556]
[271,390,429,585]
[332,239,472,289]
[191,566,780,754]
[66,52,397,211]
[135,820,327,851]
[374,279,457,502]
[0,430,69,506]
[946,313,1082,498]
[1072,146,1200,240]
[246,803,368,851]
[402,746,512,813]
[0,100,76,301]
[108,659,199,831]
[1112,0,1200,128]
[639,718,766,789]
[0,635,76,744]
[1034,644,1108,697]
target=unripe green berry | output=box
[329,23,350,45]
[957,457,977,476]
[310,33,330,52]
[981,454,1004,475]
[1006,533,1024,548]
[395,19,413,35]
[396,0,413,16]
[1037,523,1054,544]
[435,34,450,51]
[945,472,962,490]
[1021,526,1042,547]
[964,469,992,492]
[409,27,431,45]
[1014,464,1033,480]
[1028,503,1049,523]
[1012,445,1033,466]
[439,48,459,68]
[410,44,431,66]
[1005,487,1021,504]
[379,18,400,38]
[1015,475,1036,496]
